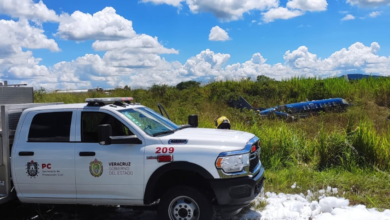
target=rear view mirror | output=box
[188,115,198,127]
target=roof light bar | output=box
[86,97,134,106]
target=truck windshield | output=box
[119,107,179,136]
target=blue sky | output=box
[0,0,389,90]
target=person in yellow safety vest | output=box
[215,116,231,129]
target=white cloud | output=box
[369,11,382,17]
[0,19,59,80]
[260,0,328,23]
[262,7,304,23]
[326,42,388,69]
[0,47,51,80]
[92,34,179,54]
[347,0,390,7]
[287,0,328,11]
[209,26,230,41]
[48,52,186,89]
[57,7,136,41]
[0,0,59,22]
[103,52,167,68]
[56,6,178,70]
[283,42,390,76]
[21,42,388,90]
[341,14,355,21]
[0,6,181,88]
[186,0,279,21]
[143,0,329,23]
[140,0,184,7]
[0,19,59,52]
[55,6,178,70]
[183,49,230,75]
[141,0,279,21]
[284,46,322,71]
[90,34,178,71]
[37,48,179,89]
[6,6,178,89]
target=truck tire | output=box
[158,185,214,220]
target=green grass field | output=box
[35,76,390,209]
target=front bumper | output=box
[209,165,265,217]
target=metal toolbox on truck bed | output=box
[0,86,33,104]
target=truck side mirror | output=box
[98,124,112,145]
[188,115,198,127]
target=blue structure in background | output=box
[339,73,386,81]
[228,96,350,120]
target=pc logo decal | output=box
[26,160,39,178]
[89,158,103,177]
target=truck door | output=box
[74,110,144,202]
[11,110,76,199]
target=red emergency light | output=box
[251,145,256,153]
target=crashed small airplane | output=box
[228,96,350,120]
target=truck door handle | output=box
[79,152,96,156]
[19,151,34,156]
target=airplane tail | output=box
[228,96,262,111]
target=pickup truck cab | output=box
[1,97,265,220]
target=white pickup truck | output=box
[0,89,265,220]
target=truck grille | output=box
[249,140,260,173]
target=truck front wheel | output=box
[158,186,214,220]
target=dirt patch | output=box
[0,202,157,220]
[0,201,262,220]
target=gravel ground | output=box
[0,201,261,220]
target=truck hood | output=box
[158,128,255,150]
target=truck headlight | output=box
[215,153,249,173]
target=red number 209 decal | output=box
[156,147,174,154]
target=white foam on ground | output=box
[233,187,390,220]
